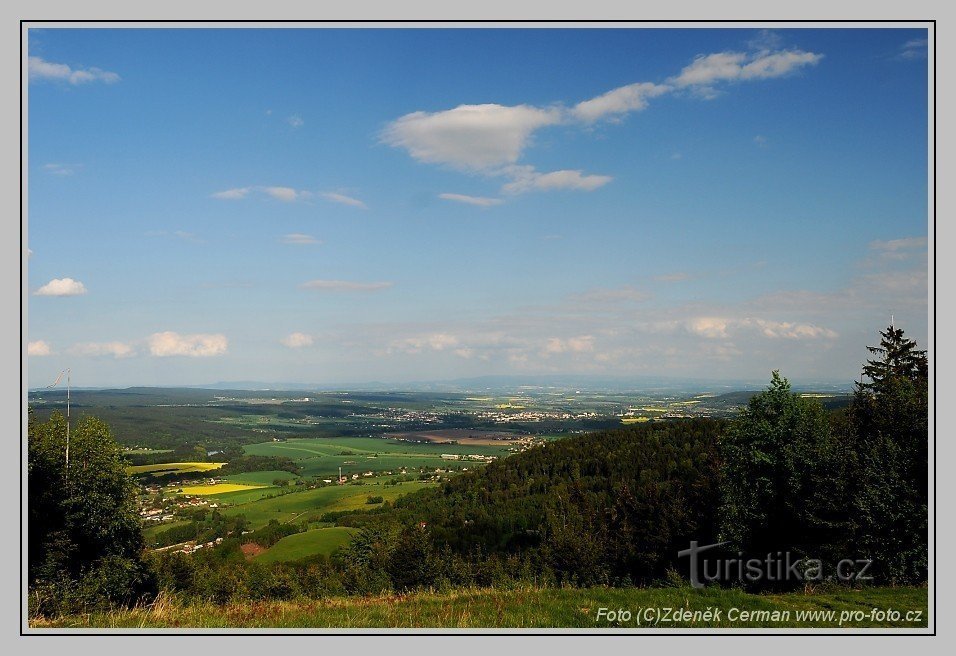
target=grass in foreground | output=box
[33,585,928,629]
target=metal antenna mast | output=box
[45,368,71,471]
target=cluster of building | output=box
[168,537,224,555]
[473,409,600,423]
[439,453,499,462]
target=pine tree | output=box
[847,324,928,584]
[857,324,928,393]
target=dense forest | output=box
[27,325,928,615]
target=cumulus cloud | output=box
[321,192,368,209]
[438,193,503,207]
[543,335,595,355]
[390,333,461,354]
[687,317,731,339]
[28,340,53,356]
[300,279,393,292]
[281,332,314,348]
[572,82,671,123]
[29,56,120,85]
[742,319,837,340]
[68,341,135,358]
[281,233,322,245]
[148,332,228,357]
[502,167,612,194]
[382,40,822,198]
[34,278,87,297]
[382,103,564,171]
[687,316,837,340]
[287,114,304,128]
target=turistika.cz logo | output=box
[678,541,874,589]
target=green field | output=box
[222,470,299,486]
[35,585,929,629]
[254,527,359,564]
[222,479,436,529]
[128,462,225,476]
[178,483,266,496]
[241,437,510,479]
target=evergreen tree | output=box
[857,324,928,393]
[847,325,928,583]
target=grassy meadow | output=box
[220,478,436,529]
[34,585,928,629]
[253,527,359,564]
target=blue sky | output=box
[26,27,929,387]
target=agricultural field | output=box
[128,462,225,476]
[176,483,267,496]
[221,479,436,529]
[222,470,299,485]
[253,527,359,564]
[242,436,512,479]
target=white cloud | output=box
[69,341,135,358]
[687,317,731,339]
[502,168,612,194]
[389,333,461,355]
[438,193,503,207]
[148,332,228,357]
[321,192,368,209]
[29,56,120,85]
[300,279,393,292]
[211,186,312,202]
[281,233,322,245]
[211,187,251,200]
[281,332,314,348]
[742,319,838,340]
[34,278,87,297]
[28,340,53,356]
[42,163,77,176]
[898,38,928,60]
[287,114,304,128]
[382,103,564,171]
[687,316,836,340]
[672,49,823,92]
[754,135,768,147]
[572,82,671,123]
[869,236,926,260]
[264,186,309,202]
[543,335,595,355]
[383,42,823,198]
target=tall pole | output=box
[65,368,71,472]
[44,369,71,473]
